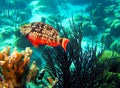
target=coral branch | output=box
[0,47,32,88]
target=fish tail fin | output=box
[60,38,70,52]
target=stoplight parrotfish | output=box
[20,22,70,51]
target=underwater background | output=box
[0,0,120,88]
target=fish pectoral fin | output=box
[32,43,39,48]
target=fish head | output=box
[20,24,32,36]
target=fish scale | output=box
[30,22,59,41]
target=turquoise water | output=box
[0,0,120,88]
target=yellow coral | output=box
[0,47,32,88]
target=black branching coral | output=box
[42,44,108,88]
[42,20,120,88]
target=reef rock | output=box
[103,17,114,28]
[104,5,116,17]
[82,21,99,36]
[100,29,113,49]
[110,39,120,54]
[99,50,120,73]
[110,19,120,37]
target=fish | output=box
[20,22,70,51]
[47,77,58,87]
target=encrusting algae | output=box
[0,46,32,88]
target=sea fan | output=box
[41,18,110,88]
[42,43,109,88]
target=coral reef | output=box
[0,46,32,88]
[100,29,113,48]
[0,0,32,24]
[104,5,116,17]
[103,17,114,28]
[89,0,120,54]
[99,50,120,64]
[91,3,105,28]
[110,39,120,54]
[30,0,60,14]
[110,19,120,37]
[98,50,120,87]
[82,21,99,36]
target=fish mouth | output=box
[20,24,32,36]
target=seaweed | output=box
[35,14,120,88]
[41,18,110,88]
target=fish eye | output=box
[23,25,30,28]
[23,26,27,28]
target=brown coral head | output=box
[20,24,32,36]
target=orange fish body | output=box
[20,22,70,51]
